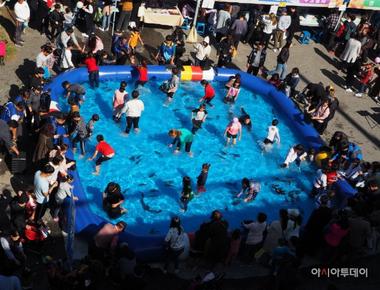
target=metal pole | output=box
[192,0,202,29]
[111,0,118,35]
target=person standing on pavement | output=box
[116,0,133,33]
[0,120,20,156]
[82,0,95,37]
[34,164,57,222]
[341,34,362,93]
[194,36,211,67]
[246,42,267,76]
[267,41,291,80]
[14,0,30,47]
[273,8,291,52]
[261,13,277,49]
[324,9,340,53]
[287,7,299,43]
[230,12,247,49]
[215,4,231,43]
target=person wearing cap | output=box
[193,36,211,67]
[224,117,242,146]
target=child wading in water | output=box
[197,163,211,193]
[261,119,280,152]
[86,114,99,138]
[113,81,128,122]
[180,176,194,212]
[224,81,240,103]
[88,134,115,175]
[224,117,242,146]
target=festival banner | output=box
[348,0,380,10]
[216,0,332,7]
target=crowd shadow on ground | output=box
[357,108,380,129]
[15,58,37,86]
[0,15,15,42]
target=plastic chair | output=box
[181,17,191,30]
[196,22,206,36]
[299,31,311,45]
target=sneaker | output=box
[342,85,347,89]
[19,39,25,43]
[99,27,105,32]
[355,93,363,97]
[15,43,23,47]
[273,48,278,52]
[345,88,353,93]
[82,33,89,38]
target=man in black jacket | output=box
[49,4,64,40]
[246,42,267,76]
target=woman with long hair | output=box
[164,216,186,273]
[261,13,277,49]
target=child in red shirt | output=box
[84,52,99,88]
[198,80,215,107]
[135,59,148,88]
[88,134,115,175]
[355,62,374,97]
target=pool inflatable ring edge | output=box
[45,66,357,261]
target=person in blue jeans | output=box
[266,42,291,80]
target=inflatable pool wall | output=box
[45,65,357,261]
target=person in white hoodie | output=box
[14,0,30,47]
[194,36,211,67]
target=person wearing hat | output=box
[224,117,242,146]
[193,36,211,67]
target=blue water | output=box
[62,80,315,235]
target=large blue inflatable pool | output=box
[45,65,357,261]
